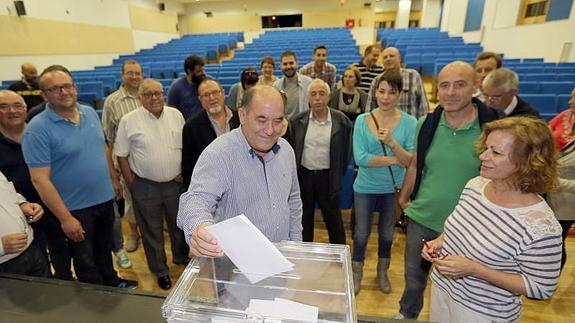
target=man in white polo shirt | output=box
[114,79,189,290]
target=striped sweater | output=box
[431,176,562,322]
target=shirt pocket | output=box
[169,130,183,149]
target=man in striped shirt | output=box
[102,60,143,264]
[351,45,384,94]
[178,85,303,258]
[365,47,429,119]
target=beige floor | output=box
[116,212,575,323]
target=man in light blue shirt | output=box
[22,65,136,289]
[177,85,303,257]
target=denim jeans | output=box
[69,200,119,286]
[398,218,440,319]
[41,212,72,280]
[352,192,396,262]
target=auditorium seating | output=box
[213,28,360,92]
[377,28,483,77]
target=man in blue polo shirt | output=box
[21,65,137,289]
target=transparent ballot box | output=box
[162,241,356,323]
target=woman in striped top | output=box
[423,117,563,322]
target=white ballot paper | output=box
[246,298,319,322]
[206,214,294,284]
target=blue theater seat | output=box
[539,81,573,95]
[522,94,557,120]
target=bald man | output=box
[394,61,502,320]
[365,47,429,119]
[9,63,44,109]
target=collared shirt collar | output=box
[503,96,518,116]
[118,85,139,101]
[309,108,332,124]
[439,105,479,131]
[141,106,164,119]
[45,102,84,123]
[237,126,281,160]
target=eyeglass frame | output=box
[41,83,76,94]
[0,102,27,111]
[141,91,164,99]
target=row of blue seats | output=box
[517,73,575,82]
[519,81,574,95]
[523,94,572,120]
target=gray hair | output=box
[307,78,331,97]
[482,67,519,92]
[138,78,162,95]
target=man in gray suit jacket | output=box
[287,79,352,244]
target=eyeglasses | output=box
[0,103,26,111]
[124,71,142,77]
[42,83,75,94]
[199,89,222,99]
[484,94,503,102]
[141,91,164,99]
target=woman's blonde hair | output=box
[476,116,559,194]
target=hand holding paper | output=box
[206,214,294,284]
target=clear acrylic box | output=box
[162,241,356,323]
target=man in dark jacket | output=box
[182,79,240,188]
[482,67,541,118]
[287,79,352,244]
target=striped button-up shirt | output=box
[101,86,140,144]
[366,68,429,119]
[177,127,303,243]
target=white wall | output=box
[441,0,575,61]
[0,0,130,27]
[351,27,375,46]
[0,54,120,82]
[420,0,441,28]
[132,30,178,52]
[0,0,183,81]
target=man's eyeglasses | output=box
[0,103,26,111]
[42,83,75,94]
[124,71,142,77]
[484,94,503,102]
[141,91,164,99]
[199,90,222,99]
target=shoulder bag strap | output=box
[369,111,399,190]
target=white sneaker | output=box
[393,312,406,320]
[115,249,132,269]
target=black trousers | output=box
[69,200,119,286]
[299,167,346,244]
[0,244,51,278]
[40,212,73,280]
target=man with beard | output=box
[115,79,189,290]
[9,63,44,110]
[168,55,206,120]
[365,47,429,119]
[182,79,240,188]
[299,45,337,88]
[273,51,312,120]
